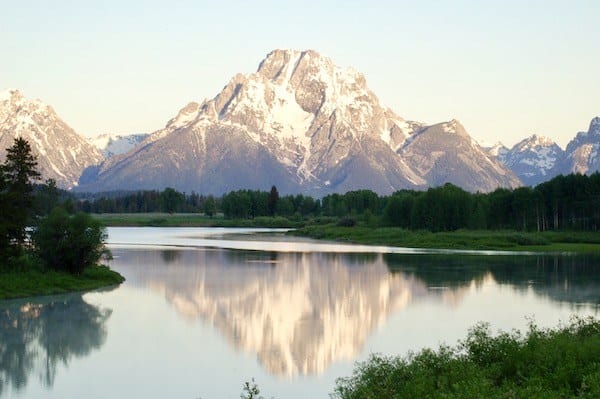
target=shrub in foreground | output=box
[333,317,600,399]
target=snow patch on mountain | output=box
[91,132,149,158]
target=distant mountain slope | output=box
[399,120,521,192]
[484,142,509,164]
[77,50,520,194]
[91,133,149,158]
[0,89,103,188]
[502,135,565,186]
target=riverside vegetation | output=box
[76,173,600,251]
[238,317,600,398]
[332,317,600,399]
[0,138,123,299]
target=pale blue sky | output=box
[1,0,599,147]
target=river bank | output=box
[0,266,125,300]
[290,225,600,252]
[94,213,600,252]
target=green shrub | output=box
[333,317,600,399]
[34,208,111,275]
[337,217,357,227]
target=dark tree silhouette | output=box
[1,137,41,251]
[267,185,279,216]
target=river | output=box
[1,227,598,398]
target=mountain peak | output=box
[589,117,600,134]
[0,88,26,103]
[523,134,556,148]
[255,49,366,93]
[257,49,333,77]
[0,90,102,188]
[0,88,52,116]
[440,119,469,137]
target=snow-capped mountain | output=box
[0,89,103,189]
[556,117,600,175]
[501,134,565,186]
[398,120,521,191]
[91,133,149,158]
[78,49,519,194]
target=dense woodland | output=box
[74,172,600,232]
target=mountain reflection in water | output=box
[0,294,111,395]
[114,249,600,378]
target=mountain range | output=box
[1,50,598,193]
[75,49,520,194]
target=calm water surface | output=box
[1,227,599,398]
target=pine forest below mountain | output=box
[73,172,600,236]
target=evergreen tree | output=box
[1,137,41,249]
[0,166,9,253]
[35,178,61,216]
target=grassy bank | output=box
[290,225,600,252]
[333,317,600,399]
[0,266,125,300]
[93,213,304,228]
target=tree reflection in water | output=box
[384,253,600,306]
[0,294,111,395]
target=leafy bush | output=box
[333,317,600,398]
[34,208,111,275]
[337,217,357,227]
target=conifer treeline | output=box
[74,173,600,232]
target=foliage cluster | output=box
[34,208,111,274]
[333,317,600,399]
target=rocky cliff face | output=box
[77,50,520,194]
[0,89,103,188]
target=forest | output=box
[74,172,600,232]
